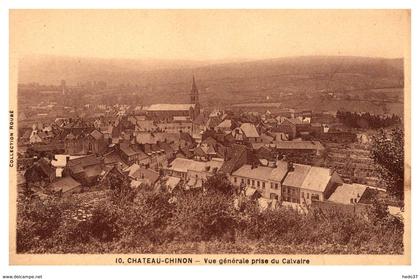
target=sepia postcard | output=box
[8,9,411,265]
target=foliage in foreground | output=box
[17,174,404,254]
[371,127,404,200]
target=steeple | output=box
[190,75,199,105]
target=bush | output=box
[16,175,404,254]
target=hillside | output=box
[18,55,405,115]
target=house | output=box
[145,104,197,121]
[260,133,274,144]
[163,157,224,190]
[51,154,86,178]
[230,161,289,201]
[66,154,104,186]
[156,120,193,134]
[192,113,208,139]
[163,176,182,193]
[64,129,106,155]
[206,116,222,130]
[103,149,124,167]
[215,119,237,133]
[194,144,215,161]
[27,142,65,156]
[48,176,82,196]
[282,163,343,205]
[142,142,174,170]
[29,130,43,144]
[239,123,261,143]
[219,144,259,174]
[124,164,160,186]
[273,118,297,139]
[328,183,369,204]
[135,120,158,132]
[193,137,226,161]
[118,142,149,166]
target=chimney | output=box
[287,161,294,172]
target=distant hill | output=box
[18,55,404,115]
[18,55,403,86]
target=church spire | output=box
[190,75,199,105]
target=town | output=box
[16,74,404,254]
[17,76,402,210]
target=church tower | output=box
[190,75,199,106]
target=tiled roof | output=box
[283,164,333,192]
[84,165,103,178]
[103,150,122,165]
[131,168,159,184]
[301,166,333,192]
[282,164,311,188]
[49,176,81,193]
[328,183,368,204]
[219,144,247,174]
[240,123,260,138]
[119,143,138,157]
[67,154,102,168]
[217,119,232,129]
[166,158,223,173]
[232,162,288,182]
[165,177,181,191]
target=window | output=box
[270,183,274,189]
[311,194,320,201]
[307,193,309,199]
[247,179,250,185]
[302,192,304,198]
[275,183,279,190]
[257,181,260,187]
[252,180,255,186]
[241,178,244,184]
[234,177,237,183]
[262,182,266,189]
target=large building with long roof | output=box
[144,76,200,121]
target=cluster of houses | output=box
[17,77,388,213]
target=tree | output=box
[202,173,234,195]
[371,127,404,200]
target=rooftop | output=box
[328,183,368,204]
[49,176,81,193]
[145,104,195,112]
[240,123,260,138]
[166,158,223,173]
[283,164,334,192]
[232,161,288,182]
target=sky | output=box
[10,10,410,61]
